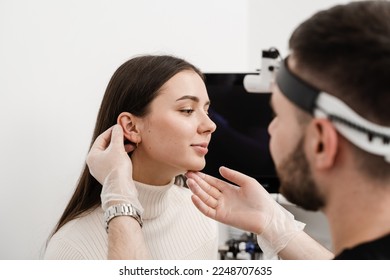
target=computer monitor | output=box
[203,73,279,193]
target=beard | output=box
[277,138,325,211]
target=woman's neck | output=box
[131,154,179,186]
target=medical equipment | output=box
[243,48,281,93]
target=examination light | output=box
[243,48,281,94]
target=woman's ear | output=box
[306,118,338,170]
[117,112,141,145]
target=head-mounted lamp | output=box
[275,57,390,163]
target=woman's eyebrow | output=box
[176,95,211,106]
[176,95,199,102]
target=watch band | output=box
[104,203,143,232]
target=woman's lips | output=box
[191,143,209,155]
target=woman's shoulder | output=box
[55,207,104,236]
[44,207,107,259]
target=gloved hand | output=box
[86,124,143,212]
[186,166,304,259]
[256,198,305,259]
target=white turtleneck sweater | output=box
[44,180,219,260]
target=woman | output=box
[44,55,218,259]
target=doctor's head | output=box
[268,1,390,211]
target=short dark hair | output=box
[289,0,390,179]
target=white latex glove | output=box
[186,166,304,259]
[86,124,143,212]
[256,200,305,259]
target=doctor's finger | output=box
[90,125,114,152]
[110,124,126,150]
[219,166,259,189]
[187,171,233,193]
[191,195,217,220]
[187,178,220,209]
[186,173,223,198]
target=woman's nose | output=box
[200,113,217,134]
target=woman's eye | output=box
[180,109,194,115]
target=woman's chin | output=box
[185,162,206,173]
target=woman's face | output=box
[131,70,216,185]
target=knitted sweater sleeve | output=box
[44,238,86,260]
[43,209,108,260]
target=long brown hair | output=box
[52,55,203,234]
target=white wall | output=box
[246,0,351,70]
[0,0,349,259]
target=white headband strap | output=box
[314,92,390,163]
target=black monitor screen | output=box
[203,73,279,193]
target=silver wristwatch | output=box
[104,203,143,232]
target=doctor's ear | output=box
[117,112,141,145]
[307,118,338,169]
